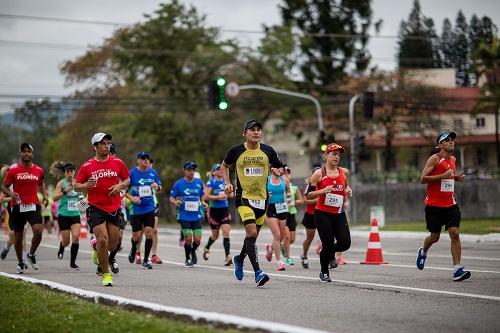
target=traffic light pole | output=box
[239,84,324,132]
[349,94,360,224]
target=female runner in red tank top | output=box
[306,143,352,282]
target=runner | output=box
[75,133,130,286]
[282,166,304,265]
[149,158,163,264]
[125,152,162,270]
[203,163,233,266]
[416,131,470,281]
[221,119,283,286]
[169,160,206,267]
[1,143,49,274]
[51,161,81,270]
[306,143,352,282]
[300,168,320,269]
[264,166,290,271]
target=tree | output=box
[472,37,500,166]
[398,0,440,69]
[440,18,455,68]
[14,98,61,169]
[453,11,471,86]
[279,0,375,87]
[469,15,498,50]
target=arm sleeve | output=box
[75,165,88,183]
[223,145,242,166]
[262,144,283,168]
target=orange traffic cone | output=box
[79,213,88,239]
[361,218,387,264]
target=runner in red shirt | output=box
[75,133,130,286]
[416,131,470,281]
[306,143,352,283]
[1,143,49,274]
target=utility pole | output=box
[349,95,360,224]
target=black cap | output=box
[436,131,457,147]
[243,119,262,132]
[20,143,34,152]
[62,162,75,170]
[183,160,198,170]
[137,152,150,160]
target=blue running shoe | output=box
[255,270,270,287]
[232,255,244,281]
[416,247,426,270]
[453,267,471,282]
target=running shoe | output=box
[224,255,232,266]
[329,257,337,269]
[16,262,25,274]
[110,259,119,274]
[319,272,331,283]
[336,256,346,265]
[416,247,426,270]
[301,255,309,269]
[232,255,244,281]
[96,265,102,275]
[276,261,286,271]
[70,263,80,271]
[265,243,272,262]
[1,247,9,260]
[151,255,163,264]
[285,257,295,266]
[102,272,113,286]
[203,248,210,261]
[142,260,153,270]
[191,249,198,265]
[453,267,471,282]
[91,249,99,266]
[185,259,194,268]
[316,241,322,255]
[26,253,39,270]
[57,243,64,260]
[280,243,285,257]
[128,247,134,263]
[135,252,142,265]
[255,270,270,287]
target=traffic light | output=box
[319,131,328,152]
[363,91,374,119]
[355,135,370,160]
[208,76,228,111]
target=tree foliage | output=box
[280,0,375,87]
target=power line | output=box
[0,12,439,41]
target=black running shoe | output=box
[319,272,332,283]
[57,243,64,260]
[70,263,80,270]
[110,259,119,274]
[191,250,198,265]
[26,253,39,270]
[1,247,10,260]
[128,248,134,264]
[142,260,153,270]
[329,258,337,269]
[96,264,102,275]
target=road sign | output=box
[225,82,240,97]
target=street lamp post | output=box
[348,95,360,224]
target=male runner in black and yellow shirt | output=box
[221,119,282,287]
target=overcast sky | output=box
[1,0,499,111]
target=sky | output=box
[0,0,499,112]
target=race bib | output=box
[138,186,152,197]
[75,198,89,211]
[248,199,265,210]
[441,179,454,192]
[19,204,36,213]
[324,193,344,208]
[67,201,79,211]
[275,202,288,214]
[184,201,199,212]
[244,167,264,177]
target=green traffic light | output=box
[218,101,228,110]
[216,77,226,87]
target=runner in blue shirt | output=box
[125,152,162,270]
[169,161,207,267]
[202,163,234,266]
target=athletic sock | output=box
[144,238,152,261]
[205,237,215,250]
[130,239,137,255]
[244,237,260,272]
[109,241,121,262]
[70,243,79,265]
[184,243,192,260]
[223,237,230,257]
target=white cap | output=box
[91,132,112,145]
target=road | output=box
[1,227,499,333]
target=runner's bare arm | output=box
[53,180,64,201]
[220,161,233,194]
[306,169,332,199]
[342,168,352,197]
[420,155,452,184]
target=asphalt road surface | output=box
[1,226,499,333]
